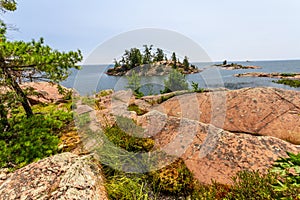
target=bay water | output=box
[61,60,300,95]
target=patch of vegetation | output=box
[115,116,145,138]
[273,79,300,88]
[102,125,300,200]
[100,117,201,199]
[126,70,144,98]
[128,104,147,116]
[272,152,300,199]
[192,181,230,199]
[225,170,278,199]
[96,89,113,97]
[191,81,206,93]
[75,112,91,128]
[155,90,192,105]
[161,69,189,93]
[150,158,196,195]
[191,153,300,199]
[105,172,150,200]
[103,125,153,152]
[158,94,176,104]
[280,73,297,77]
[81,95,96,107]
[0,104,73,170]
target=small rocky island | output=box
[235,72,300,79]
[235,72,300,88]
[213,60,261,70]
[106,45,200,76]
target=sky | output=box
[2,0,300,63]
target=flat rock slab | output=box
[155,87,300,144]
[138,110,300,185]
[0,153,108,200]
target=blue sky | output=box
[3,0,300,62]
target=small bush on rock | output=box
[0,104,73,169]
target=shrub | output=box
[191,81,206,93]
[272,152,300,199]
[0,105,72,169]
[126,70,144,98]
[226,170,277,200]
[161,69,189,93]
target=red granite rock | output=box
[155,87,300,144]
[21,82,71,104]
[137,110,300,185]
[0,153,108,200]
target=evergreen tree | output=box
[0,3,82,119]
[142,44,153,64]
[171,52,177,69]
[0,0,16,12]
[154,48,164,62]
[127,48,143,69]
[114,58,121,68]
[183,56,189,70]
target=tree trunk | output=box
[3,68,33,118]
[0,104,10,131]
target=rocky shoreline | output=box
[1,83,300,198]
[235,72,300,79]
[93,87,300,183]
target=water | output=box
[61,60,300,95]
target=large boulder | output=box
[21,82,71,104]
[138,110,300,185]
[154,87,300,144]
[0,153,108,200]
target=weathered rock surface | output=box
[79,87,300,185]
[0,153,108,200]
[155,87,300,144]
[21,82,71,104]
[137,110,300,185]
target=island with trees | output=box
[106,45,200,76]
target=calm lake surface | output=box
[61,60,300,95]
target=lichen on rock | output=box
[0,152,108,200]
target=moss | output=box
[96,89,113,97]
[150,158,196,195]
[128,104,147,116]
